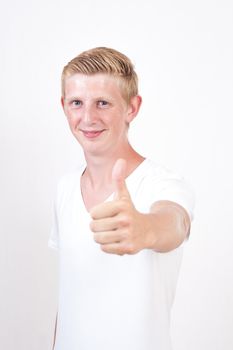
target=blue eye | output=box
[72,100,82,106]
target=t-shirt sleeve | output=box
[140,162,195,221]
[152,177,195,221]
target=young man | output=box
[49,47,194,350]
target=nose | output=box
[82,104,97,125]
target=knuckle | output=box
[118,214,130,226]
[101,244,110,254]
[93,233,99,243]
[90,220,99,232]
[89,221,95,231]
[100,244,106,252]
[127,243,136,254]
[122,242,135,255]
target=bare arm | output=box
[90,159,192,255]
[91,198,191,255]
[146,200,191,252]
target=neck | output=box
[82,144,144,190]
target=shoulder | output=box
[140,158,184,182]
[139,159,195,219]
[57,163,85,187]
[142,158,193,185]
[55,163,86,206]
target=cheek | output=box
[66,111,81,129]
[110,121,128,138]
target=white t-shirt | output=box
[49,159,194,350]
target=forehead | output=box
[64,73,124,100]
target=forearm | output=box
[145,200,191,253]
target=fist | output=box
[89,159,150,255]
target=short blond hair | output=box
[61,47,138,103]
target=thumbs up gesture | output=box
[90,159,150,255]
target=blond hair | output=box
[61,47,138,103]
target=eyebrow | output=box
[64,96,80,101]
[65,96,114,102]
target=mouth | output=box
[80,129,105,139]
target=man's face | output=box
[62,73,138,157]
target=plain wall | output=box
[0,0,232,349]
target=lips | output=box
[81,129,105,139]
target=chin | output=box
[83,143,116,158]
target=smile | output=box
[80,129,105,139]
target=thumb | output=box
[112,158,131,200]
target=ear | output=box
[126,95,142,123]
[61,96,68,118]
[61,96,65,110]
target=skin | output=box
[61,72,191,256]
